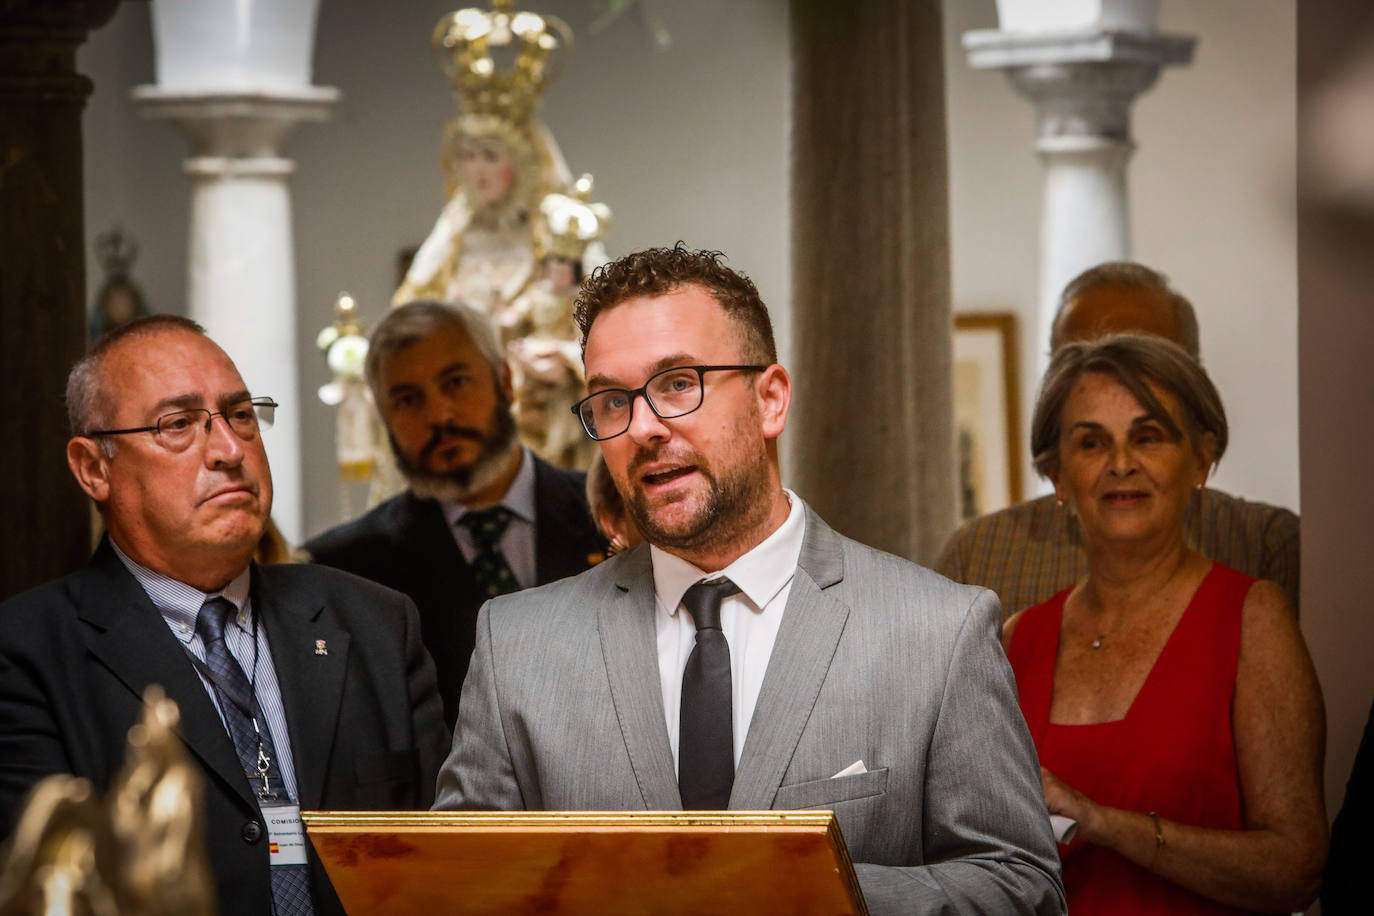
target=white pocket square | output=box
[831,759,867,778]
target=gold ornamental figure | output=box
[397,0,579,313]
[316,292,379,521]
[0,687,215,916]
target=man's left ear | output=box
[756,364,791,439]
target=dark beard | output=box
[624,444,772,556]
[391,399,520,503]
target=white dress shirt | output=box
[112,540,299,800]
[442,446,538,588]
[652,489,806,773]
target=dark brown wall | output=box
[1296,0,1374,825]
[0,0,119,598]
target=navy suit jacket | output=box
[0,542,450,916]
[304,454,606,726]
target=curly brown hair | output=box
[573,243,777,364]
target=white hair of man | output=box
[364,299,506,400]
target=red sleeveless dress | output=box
[1007,563,1257,915]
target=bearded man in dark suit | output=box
[0,315,449,916]
[305,301,605,726]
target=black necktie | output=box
[459,506,521,598]
[196,598,314,916]
[678,577,741,809]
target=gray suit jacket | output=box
[434,505,1065,915]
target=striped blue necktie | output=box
[197,597,314,916]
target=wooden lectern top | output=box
[303,809,867,915]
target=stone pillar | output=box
[0,0,119,598]
[965,23,1193,374]
[790,0,955,565]
[132,0,336,546]
[130,89,335,545]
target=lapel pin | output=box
[314,639,328,656]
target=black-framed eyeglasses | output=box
[570,365,766,441]
[87,397,278,453]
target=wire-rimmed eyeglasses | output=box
[87,397,278,453]
[570,365,766,441]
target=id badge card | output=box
[264,804,308,866]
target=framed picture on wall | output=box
[952,313,1023,520]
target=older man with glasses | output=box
[0,315,449,916]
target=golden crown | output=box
[432,0,573,127]
[539,174,612,262]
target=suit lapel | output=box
[80,544,258,811]
[532,456,603,583]
[731,507,850,810]
[254,566,350,810]
[597,547,681,809]
[401,492,481,603]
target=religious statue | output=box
[89,227,151,343]
[316,292,378,521]
[395,0,611,470]
[315,1,613,508]
[503,175,611,467]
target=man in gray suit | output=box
[434,244,1065,914]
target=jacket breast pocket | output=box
[772,767,889,810]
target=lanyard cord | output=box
[247,610,271,798]
[186,603,277,801]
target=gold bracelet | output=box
[1148,811,1165,870]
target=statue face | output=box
[459,136,517,207]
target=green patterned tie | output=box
[459,506,521,598]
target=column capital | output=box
[0,0,120,104]
[964,28,1193,141]
[131,86,339,158]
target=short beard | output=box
[392,400,520,504]
[623,432,773,558]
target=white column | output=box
[1038,139,1131,334]
[130,90,335,546]
[964,26,1193,374]
[132,0,335,547]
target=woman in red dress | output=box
[1004,333,1326,914]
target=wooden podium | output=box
[303,810,868,914]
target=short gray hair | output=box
[365,300,506,399]
[1030,332,1228,480]
[67,314,206,455]
[1052,261,1201,360]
